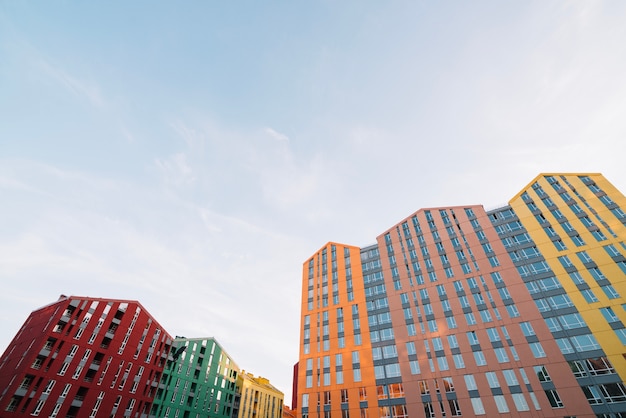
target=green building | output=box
[151,337,240,418]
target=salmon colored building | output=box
[297,173,626,418]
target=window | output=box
[385,363,401,378]
[428,320,438,332]
[529,342,546,358]
[432,337,444,351]
[599,383,626,403]
[485,372,500,388]
[419,380,429,395]
[494,395,509,413]
[473,351,487,366]
[423,402,435,418]
[446,316,458,329]
[518,368,530,384]
[586,356,616,375]
[601,285,620,299]
[486,327,500,342]
[506,304,520,318]
[569,271,585,284]
[447,334,459,348]
[511,393,530,411]
[534,365,551,382]
[437,357,449,371]
[558,255,574,268]
[464,374,478,391]
[600,307,619,323]
[544,389,564,408]
[581,289,599,303]
[409,360,420,374]
[544,317,561,332]
[520,322,535,337]
[582,386,603,405]
[441,300,451,312]
[570,334,601,352]
[466,331,479,346]
[470,398,485,415]
[479,309,492,323]
[556,338,575,354]
[576,251,593,264]
[449,399,462,417]
[502,369,518,386]
[453,354,465,369]
[494,348,509,363]
[558,313,587,329]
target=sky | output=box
[1,1,626,406]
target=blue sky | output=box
[2,1,626,405]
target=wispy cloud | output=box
[37,58,105,108]
[155,152,196,186]
[264,127,289,142]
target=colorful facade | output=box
[0,297,283,418]
[0,295,173,418]
[150,337,241,418]
[297,173,626,418]
[236,372,284,418]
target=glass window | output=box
[473,351,487,366]
[502,369,519,386]
[544,389,564,408]
[453,354,465,369]
[529,342,546,358]
[494,347,509,363]
[494,395,509,413]
[486,327,500,342]
[470,398,485,415]
[485,372,500,388]
[600,306,619,323]
[511,393,530,411]
[520,322,535,337]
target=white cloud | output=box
[264,127,289,142]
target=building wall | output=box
[151,337,240,418]
[237,372,284,418]
[0,295,173,418]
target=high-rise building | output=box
[236,372,284,418]
[296,173,626,418]
[0,295,173,418]
[151,336,241,418]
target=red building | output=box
[0,295,172,418]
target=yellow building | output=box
[509,173,626,385]
[237,371,285,418]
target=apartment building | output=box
[237,372,284,418]
[151,337,241,418]
[0,295,173,417]
[297,173,626,418]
